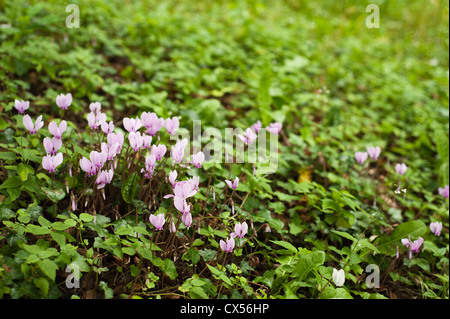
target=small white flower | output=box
[332,268,345,287]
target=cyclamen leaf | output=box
[271,240,298,253]
[121,172,138,204]
[291,251,325,281]
[38,259,58,281]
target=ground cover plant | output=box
[0,0,448,299]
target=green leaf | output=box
[79,213,94,222]
[19,148,42,163]
[0,151,17,161]
[33,277,49,296]
[18,163,34,182]
[121,172,138,204]
[0,176,21,189]
[162,258,178,280]
[331,230,357,242]
[271,240,298,253]
[182,246,200,265]
[38,216,52,228]
[43,188,65,202]
[322,199,340,213]
[191,286,209,299]
[38,259,58,281]
[25,224,51,235]
[291,251,325,281]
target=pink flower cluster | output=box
[238,121,283,145]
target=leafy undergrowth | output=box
[0,0,449,299]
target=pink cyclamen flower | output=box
[56,93,72,110]
[225,177,239,190]
[174,181,197,199]
[101,121,114,135]
[107,132,124,153]
[42,153,63,173]
[141,112,164,136]
[164,117,180,135]
[141,134,152,149]
[220,237,235,253]
[191,151,205,168]
[123,117,142,133]
[128,131,144,151]
[43,137,62,155]
[142,153,156,178]
[238,128,257,145]
[169,170,178,188]
[174,197,191,215]
[231,222,248,239]
[23,114,44,134]
[87,112,107,130]
[96,168,114,189]
[438,185,449,199]
[355,152,368,165]
[266,122,283,135]
[15,99,29,114]
[182,212,193,229]
[90,150,107,170]
[151,144,167,161]
[171,138,188,165]
[149,214,165,230]
[89,102,101,114]
[48,120,67,139]
[80,157,97,177]
[430,221,443,236]
[402,236,424,259]
[367,146,381,160]
[101,142,119,161]
[395,163,408,175]
[251,121,262,133]
[188,176,199,192]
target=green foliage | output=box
[0,0,449,300]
